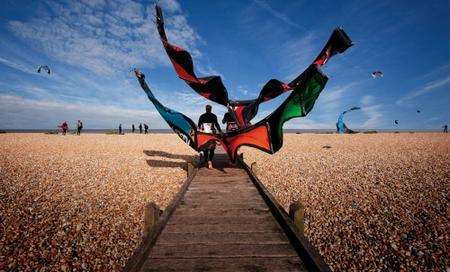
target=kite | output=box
[134,5,353,161]
[135,65,327,161]
[416,110,421,113]
[37,65,50,75]
[336,106,361,134]
[371,71,383,78]
[134,70,198,149]
[394,119,399,125]
[155,5,352,129]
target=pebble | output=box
[243,133,449,271]
[0,133,196,271]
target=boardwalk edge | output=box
[238,155,331,272]
[123,161,198,272]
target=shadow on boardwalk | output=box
[143,150,195,171]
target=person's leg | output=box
[208,147,215,161]
[207,146,215,169]
[203,149,210,167]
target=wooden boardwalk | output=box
[139,152,305,271]
[125,149,329,272]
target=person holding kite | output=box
[198,105,222,169]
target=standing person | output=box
[139,123,143,134]
[198,105,222,169]
[60,121,69,135]
[444,124,448,133]
[222,110,238,132]
[76,120,83,135]
[132,124,135,133]
[119,124,122,135]
[144,123,149,134]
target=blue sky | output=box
[0,0,449,130]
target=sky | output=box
[0,0,449,130]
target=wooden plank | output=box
[185,191,260,198]
[182,194,262,203]
[188,184,253,190]
[157,231,289,244]
[149,243,298,259]
[187,187,256,193]
[191,178,249,184]
[140,257,305,272]
[182,194,264,202]
[173,207,269,217]
[166,214,275,225]
[192,174,248,179]
[163,222,282,234]
[177,202,268,210]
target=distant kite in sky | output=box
[336,106,361,134]
[394,119,399,125]
[371,71,383,78]
[134,5,353,161]
[37,65,50,75]
[417,110,421,113]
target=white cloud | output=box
[280,34,316,80]
[252,0,302,30]
[0,93,161,129]
[360,95,383,128]
[397,75,450,105]
[159,0,181,13]
[7,0,200,76]
[318,82,357,112]
[0,57,36,75]
[285,116,334,129]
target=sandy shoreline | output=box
[1,133,449,271]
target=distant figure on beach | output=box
[119,124,122,135]
[76,120,83,135]
[144,123,149,134]
[444,124,448,133]
[132,124,135,133]
[198,105,222,169]
[59,121,69,135]
[222,111,238,132]
[139,123,143,134]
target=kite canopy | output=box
[394,119,399,125]
[135,65,327,161]
[155,4,352,129]
[371,71,383,78]
[336,106,361,134]
[37,65,50,75]
[139,5,352,161]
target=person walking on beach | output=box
[144,123,149,134]
[444,124,448,133]
[59,121,69,135]
[139,123,143,134]
[76,120,83,135]
[222,110,238,132]
[132,124,135,133]
[198,105,222,169]
[119,124,122,135]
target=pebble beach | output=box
[242,133,449,271]
[1,132,448,271]
[0,133,196,271]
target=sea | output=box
[0,129,443,134]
